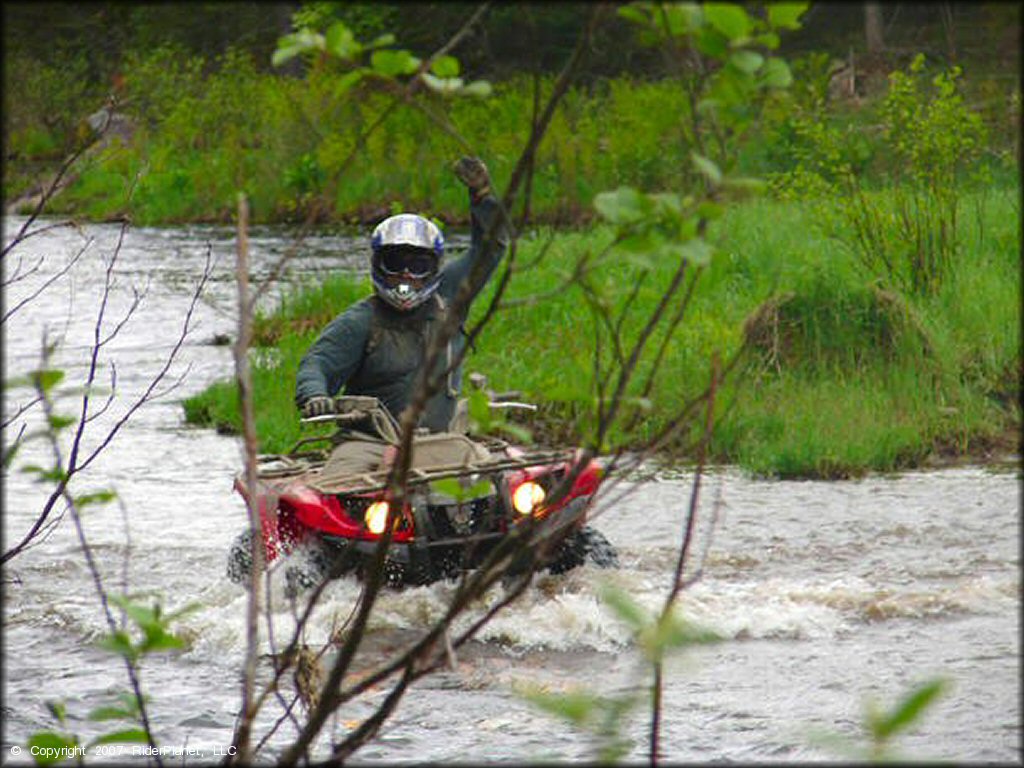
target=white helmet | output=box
[370,214,445,311]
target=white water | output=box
[2,218,1020,763]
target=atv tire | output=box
[226,529,255,584]
[547,525,619,575]
[227,528,350,595]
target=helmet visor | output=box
[379,247,437,278]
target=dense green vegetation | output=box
[4,4,1019,224]
[5,47,1019,227]
[182,186,1018,478]
[5,3,1020,477]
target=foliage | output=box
[771,54,991,296]
[809,678,951,761]
[28,595,194,765]
[186,188,1019,478]
[6,33,1017,229]
[2,48,102,161]
[120,44,207,128]
[271,16,491,99]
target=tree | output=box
[865,2,885,55]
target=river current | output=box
[2,218,1020,763]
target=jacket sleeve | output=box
[294,299,373,407]
[439,192,510,308]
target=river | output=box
[2,217,1019,764]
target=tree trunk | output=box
[940,3,957,63]
[865,2,885,55]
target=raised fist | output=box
[452,156,491,199]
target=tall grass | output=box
[6,43,1018,228]
[183,189,1019,477]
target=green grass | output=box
[19,47,1015,229]
[183,188,1020,477]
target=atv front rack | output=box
[254,447,578,496]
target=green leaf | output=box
[109,595,161,633]
[593,187,652,225]
[617,5,652,28]
[45,700,67,726]
[617,230,662,254]
[324,22,362,60]
[430,477,464,498]
[753,31,781,49]
[368,33,397,49]
[695,27,729,59]
[691,152,722,186]
[334,69,368,97]
[703,3,751,42]
[600,585,651,631]
[32,369,65,394]
[74,490,117,509]
[761,58,793,88]
[767,2,808,30]
[3,443,21,469]
[654,611,722,650]
[661,3,703,36]
[370,49,420,77]
[459,80,493,98]
[675,238,714,266]
[27,732,78,764]
[730,50,764,74]
[97,629,139,662]
[21,464,68,483]
[523,687,600,727]
[650,191,684,215]
[496,420,533,444]
[869,679,949,742]
[431,55,460,78]
[271,29,323,67]
[88,728,150,746]
[420,72,463,94]
[139,628,186,654]
[430,477,493,501]
[87,704,135,722]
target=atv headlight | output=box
[365,500,389,535]
[512,481,546,516]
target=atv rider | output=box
[295,157,508,432]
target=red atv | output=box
[227,395,617,590]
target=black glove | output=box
[453,156,491,201]
[301,395,334,418]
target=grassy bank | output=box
[183,188,1020,478]
[6,44,1019,228]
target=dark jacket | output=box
[294,194,509,431]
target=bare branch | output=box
[2,147,91,260]
[84,362,118,424]
[1,220,82,260]
[650,353,719,763]
[2,253,45,287]
[2,237,90,324]
[2,397,42,432]
[233,194,265,766]
[2,236,212,564]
